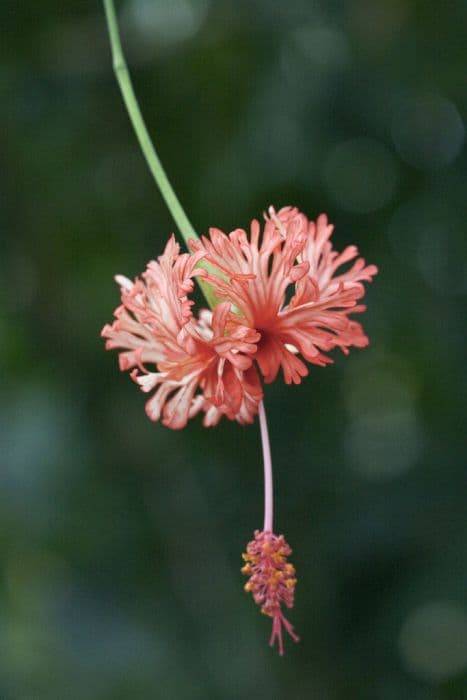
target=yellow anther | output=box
[244,582,253,592]
[285,578,297,589]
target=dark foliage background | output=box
[2,1,466,698]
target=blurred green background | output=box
[2,1,467,698]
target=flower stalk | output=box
[102,0,218,308]
[259,400,273,532]
[102,0,194,244]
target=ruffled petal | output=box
[102,238,261,428]
[190,207,377,385]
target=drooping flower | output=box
[101,235,262,429]
[101,206,377,654]
[103,208,377,426]
[101,0,379,654]
[242,529,299,656]
[189,207,378,385]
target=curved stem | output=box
[102,0,217,308]
[259,401,273,532]
[103,0,194,244]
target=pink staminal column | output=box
[241,401,299,655]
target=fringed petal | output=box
[190,206,377,385]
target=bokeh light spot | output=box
[346,409,422,480]
[282,24,350,76]
[399,601,467,682]
[344,362,418,418]
[126,0,209,47]
[391,94,465,170]
[387,197,467,296]
[343,355,423,480]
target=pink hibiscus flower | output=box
[103,208,377,429]
[189,206,378,385]
[101,236,261,429]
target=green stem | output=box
[102,0,217,308]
